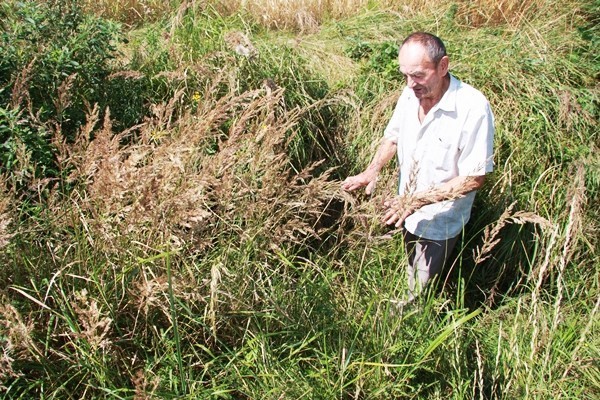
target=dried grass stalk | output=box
[474,202,552,265]
[132,368,161,400]
[10,59,35,110]
[53,74,77,119]
[528,164,586,365]
[0,302,39,387]
[0,180,14,250]
[71,289,113,352]
[214,0,548,30]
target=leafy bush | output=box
[0,1,122,129]
[346,39,399,78]
[0,0,125,190]
[0,106,55,185]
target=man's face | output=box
[398,42,448,101]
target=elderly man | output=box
[342,32,494,304]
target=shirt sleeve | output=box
[457,101,495,176]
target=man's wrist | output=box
[411,193,430,210]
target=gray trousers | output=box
[402,229,460,301]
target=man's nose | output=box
[406,76,416,88]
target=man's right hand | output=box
[341,171,378,195]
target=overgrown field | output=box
[0,0,598,398]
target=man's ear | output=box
[438,55,450,75]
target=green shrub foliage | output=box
[0,0,122,183]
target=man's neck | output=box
[420,75,450,113]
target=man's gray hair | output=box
[401,32,447,65]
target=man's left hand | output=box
[382,196,420,227]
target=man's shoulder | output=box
[453,77,490,106]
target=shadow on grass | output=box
[440,193,542,311]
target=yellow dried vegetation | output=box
[215,0,551,30]
[75,0,553,30]
[49,71,345,255]
[79,0,173,25]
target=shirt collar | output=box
[434,74,459,113]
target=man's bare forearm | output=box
[383,175,486,227]
[365,138,397,173]
[416,175,486,205]
[342,138,397,193]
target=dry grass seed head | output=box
[130,272,169,319]
[0,347,20,390]
[0,181,14,250]
[80,0,173,26]
[56,103,101,176]
[71,289,113,352]
[192,91,341,245]
[239,0,321,31]
[0,302,36,357]
[10,59,35,110]
[0,300,40,387]
[133,368,161,400]
[217,0,554,31]
[107,70,146,81]
[57,72,345,252]
[10,139,34,186]
[455,0,548,27]
[474,202,552,265]
[53,73,77,118]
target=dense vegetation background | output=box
[0,0,598,398]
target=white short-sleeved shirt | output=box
[383,75,494,240]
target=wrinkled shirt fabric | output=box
[383,74,494,240]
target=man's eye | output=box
[399,73,422,81]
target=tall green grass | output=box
[0,0,598,398]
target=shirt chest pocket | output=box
[426,136,459,174]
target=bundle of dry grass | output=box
[50,74,343,255]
